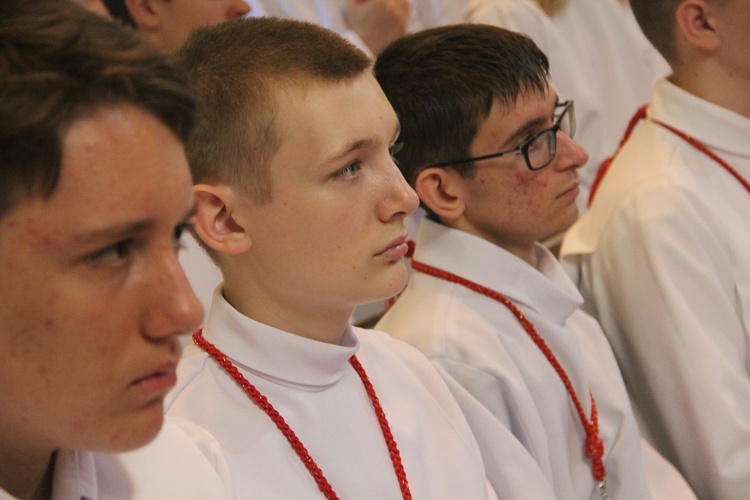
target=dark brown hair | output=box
[375,24,549,196]
[0,0,195,218]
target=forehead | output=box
[63,106,191,199]
[474,86,555,143]
[0,105,193,246]
[270,73,397,169]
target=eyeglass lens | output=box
[525,102,574,171]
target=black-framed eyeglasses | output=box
[426,100,576,172]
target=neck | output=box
[0,446,55,500]
[511,244,539,268]
[448,219,539,267]
[671,60,750,120]
[222,281,352,345]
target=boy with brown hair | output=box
[375,23,694,499]
[0,0,233,498]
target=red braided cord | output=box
[651,118,750,195]
[192,330,412,499]
[588,105,648,207]
[589,104,750,206]
[409,259,606,482]
[350,356,412,499]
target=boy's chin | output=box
[373,265,410,302]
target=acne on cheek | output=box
[44,318,57,332]
[41,235,60,248]
[107,430,125,446]
[97,344,114,357]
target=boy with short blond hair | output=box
[164,17,542,499]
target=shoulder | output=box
[354,327,450,388]
[92,418,234,498]
[354,326,432,367]
[565,140,717,257]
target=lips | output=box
[558,181,580,199]
[130,361,178,395]
[375,234,409,260]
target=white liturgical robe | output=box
[562,77,750,500]
[0,418,234,500]
[165,290,516,499]
[247,0,466,57]
[377,218,695,499]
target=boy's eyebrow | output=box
[501,96,560,148]
[74,220,153,244]
[502,117,548,148]
[325,122,401,164]
[328,138,375,163]
[73,202,197,244]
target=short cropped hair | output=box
[0,0,195,218]
[630,0,728,65]
[175,17,371,205]
[629,0,683,64]
[374,24,549,191]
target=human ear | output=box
[675,0,721,52]
[414,167,466,222]
[192,184,252,256]
[124,0,162,30]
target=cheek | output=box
[512,172,552,214]
[476,170,541,213]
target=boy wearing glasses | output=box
[375,24,695,499]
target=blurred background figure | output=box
[247,0,466,57]
[561,0,750,497]
[102,0,251,53]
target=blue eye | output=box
[332,160,362,180]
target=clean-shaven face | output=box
[0,105,203,455]
[233,73,419,325]
[458,88,588,259]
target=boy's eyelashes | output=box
[86,238,137,268]
[332,160,363,180]
[330,142,404,180]
[85,220,193,268]
[389,142,404,164]
[173,221,194,251]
